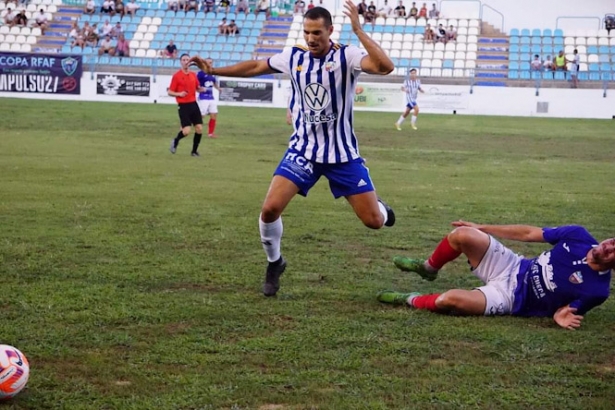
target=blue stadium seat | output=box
[234,44,244,52]
[62,45,72,53]
[531,29,541,37]
[400,58,410,67]
[599,46,609,54]
[243,21,254,29]
[610,46,615,55]
[84,46,94,54]
[210,51,220,59]
[186,34,196,42]
[600,63,611,71]
[145,9,155,16]
[509,53,519,61]
[256,14,265,21]
[531,71,542,80]
[98,56,110,64]
[244,44,254,53]
[531,36,541,45]
[391,58,400,66]
[521,29,530,36]
[589,63,599,71]
[246,14,255,21]
[520,71,530,79]
[542,29,552,37]
[553,29,563,37]
[151,41,161,49]
[520,62,530,71]
[394,26,405,33]
[212,43,223,51]
[510,28,519,36]
[443,60,454,68]
[510,36,519,45]
[520,36,530,45]
[155,10,165,17]
[578,72,588,81]
[520,45,530,53]
[411,58,420,67]
[509,45,519,53]
[531,45,540,53]
[246,37,257,45]
[554,71,566,80]
[508,70,519,79]
[601,72,612,81]
[599,54,610,63]
[553,37,563,46]
[236,14,246,21]
[542,72,553,80]
[542,45,553,54]
[509,61,519,70]
[164,59,175,67]
[587,45,598,54]
[222,44,233,52]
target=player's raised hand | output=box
[553,305,583,330]
[190,56,212,73]
[343,0,362,33]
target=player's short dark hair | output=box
[179,53,190,59]
[304,6,332,27]
[410,68,417,73]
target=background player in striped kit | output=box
[190,1,396,297]
[395,68,424,131]
[196,58,221,138]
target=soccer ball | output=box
[0,345,29,400]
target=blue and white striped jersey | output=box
[403,78,421,105]
[268,43,367,164]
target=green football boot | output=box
[393,256,438,281]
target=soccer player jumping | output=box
[378,221,614,330]
[191,1,396,297]
[395,68,424,131]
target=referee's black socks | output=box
[173,131,184,147]
[192,133,202,154]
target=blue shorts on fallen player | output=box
[406,102,417,109]
[273,148,375,198]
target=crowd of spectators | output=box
[70,12,131,57]
[165,0,268,17]
[3,7,48,34]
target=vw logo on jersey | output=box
[303,82,330,112]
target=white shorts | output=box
[197,99,218,115]
[473,237,522,316]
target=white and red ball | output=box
[0,345,29,399]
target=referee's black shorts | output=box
[177,102,203,127]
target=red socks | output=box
[410,294,442,312]
[208,118,216,135]
[427,236,461,270]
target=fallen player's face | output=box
[592,238,615,267]
[303,18,332,57]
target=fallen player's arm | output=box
[553,305,583,330]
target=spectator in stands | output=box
[178,0,187,11]
[217,0,230,13]
[363,1,376,26]
[394,0,405,17]
[605,15,615,35]
[378,0,392,17]
[13,10,27,27]
[530,54,543,71]
[34,9,48,34]
[202,0,214,13]
[294,0,305,14]
[98,35,114,55]
[307,0,315,10]
[255,0,269,17]
[126,0,140,16]
[112,33,130,57]
[168,0,179,12]
[568,49,579,88]
[236,0,249,14]
[101,20,114,37]
[218,17,228,34]
[424,23,434,42]
[83,0,96,15]
[446,25,457,41]
[408,2,418,19]
[111,21,123,38]
[186,0,199,13]
[418,2,427,19]
[428,2,439,19]
[163,39,178,58]
[357,0,367,16]
[86,23,99,46]
[435,23,447,43]
[554,50,567,72]
[115,0,126,19]
[227,19,239,36]
[101,0,116,16]
[543,55,553,71]
[70,23,86,49]
[3,8,16,26]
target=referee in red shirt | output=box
[168,53,206,156]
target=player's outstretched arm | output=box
[553,305,583,330]
[343,0,394,75]
[451,220,545,242]
[190,56,275,78]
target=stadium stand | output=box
[0,0,613,87]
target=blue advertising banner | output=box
[0,52,82,94]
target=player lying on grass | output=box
[378,221,614,330]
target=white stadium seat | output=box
[146,49,157,58]
[144,32,154,41]
[20,43,30,52]
[135,48,146,57]
[0,43,10,51]
[31,27,41,36]
[10,43,20,51]
[133,32,144,40]
[15,34,25,43]
[422,50,433,59]
[142,17,152,25]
